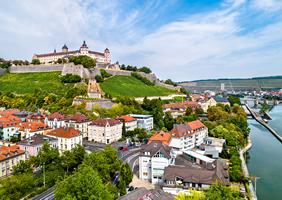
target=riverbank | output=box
[240,135,257,200]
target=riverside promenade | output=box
[240,135,257,200]
[244,103,282,143]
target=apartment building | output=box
[128,114,153,131]
[45,112,67,129]
[0,114,22,140]
[115,115,137,131]
[65,113,91,138]
[88,118,122,144]
[0,145,26,177]
[47,127,82,155]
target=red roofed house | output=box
[10,121,52,139]
[27,109,46,123]
[115,115,137,131]
[45,112,67,130]
[88,118,122,144]
[162,102,201,118]
[47,127,82,155]
[65,113,92,138]
[0,109,20,117]
[0,114,22,140]
[0,145,26,177]
[148,131,172,146]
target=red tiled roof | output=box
[15,121,50,132]
[18,134,57,146]
[47,112,67,121]
[90,118,121,127]
[148,131,172,146]
[0,114,22,128]
[36,51,77,58]
[65,113,91,123]
[88,51,104,56]
[162,103,186,109]
[0,145,25,161]
[169,120,206,138]
[47,127,81,138]
[115,115,137,122]
[0,109,19,116]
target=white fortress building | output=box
[32,41,111,64]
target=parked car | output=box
[135,143,141,147]
[118,146,124,150]
[129,142,135,146]
[128,186,134,192]
[122,147,129,151]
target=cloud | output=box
[251,0,282,11]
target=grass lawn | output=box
[0,71,62,82]
[0,82,74,95]
[99,75,176,97]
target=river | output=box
[244,100,282,199]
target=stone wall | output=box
[103,69,158,82]
[0,68,4,76]
[9,64,64,73]
[72,98,115,110]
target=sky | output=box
[0,0,282,82]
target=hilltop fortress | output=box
[32,41,111,64]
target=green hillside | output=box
[0,71,74,95]
[99,75,176,97]
[180,78,282,92]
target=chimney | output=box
[204,92,208,102]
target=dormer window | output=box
[154,143,157,148]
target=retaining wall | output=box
[0,68,4,76]
[9,64,64,73]
[72,98,116,110]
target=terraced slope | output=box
[99,75,176,97]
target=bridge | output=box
[244,103,282,143]
[243,98,281,106]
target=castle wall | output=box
[9,64,64,73]
[0,68,4,76]
[72,98,115,110]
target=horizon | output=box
[1,0,282,81]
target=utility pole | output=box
[254,176,260,196]
[43,162,45,187]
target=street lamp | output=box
[251,176,260,196]
[43,162,45,188]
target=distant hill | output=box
[0,71,74,95]
[180,76,282,92]
[99,75,176,97]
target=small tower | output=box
[104,47,110,63]
[54,48,56,53]
[80,41,89,55]
[204,92,209,102]
[62,44,68,53]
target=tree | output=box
[219,143,228,159]
[120,64,126,70]
[186,106,193,115]
[205,181,244,199]
[195,107,204,114]
[216,103,225,111]
[180,87,189,96]
[207,106,229,121]
[95,75,104,83]
[175,189,205,200]
[232,104,240,114]
[137,128,148,141]
[120,162,133,186]
[12,160,33,176]
[12,60,21,66]
[163,111,174,130]
[0,60,11,69]
[119,178,127,196]
[138,66,152,74]
[54,166,114,200]
[224,104,231,113]
[57,58,63,64]
[122,119,126,136]
[176,116,184,124]
[100,69,112,78]
[158,119,164,129]
[61,74,81,83]
[107,183,119,200]
[31,59,40,65]
[69,55,96,68]
[164,79,176,86]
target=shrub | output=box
[95,75,104,83]
[131,72,155,86]
[61,74,81,83]
[100,69,112,79]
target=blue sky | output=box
[0,0,282,81]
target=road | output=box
[31,143,142,200]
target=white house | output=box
[139,141,175,185]
[47,127,82,155]
[128,114,153,131]
[45,112,67,130]
[115,115,137,131]
[65,113,91,138]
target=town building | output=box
[115,115,137,131]
[10,121,51,139]
[128,114,153,131]
[18,134,58,159]
[205,97,230,111]
[27,109,46,123]
[168,120,208,154]
[45,112,67,129]
[87,79,101,98]
[88,118,122,144]
[148,131,172,146]
[139,141,175,184]
[65,113,91,138]
[47,127,82,155]
[162,101,201,118]
[32,41,111,64]
[162,160,230,195]
[0,109,19,117]
[0,145,26,177]
[182,150,215,168]
[117,187,174,200]
[12,111,33,121]
[0,115,22,140]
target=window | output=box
[71,144,73,148]
[71,139,73,143]
[2,170,4,176]
[192,183,196,187]
[2,163,4,168]
[12,159,14,164]
[7,169,9,174]
[200,160,203,166]
[61,144,63,149]
[143,160,147,162]
[16,158,18,163]
[167,180,174,185]
[74,138,76,142]
[153,151,166,158]
[153,168,164,175]
[65,145,67,149]
[65,139,67,143]
[143,172,148,176]
[21,156,22,160]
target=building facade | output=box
[47,127,82,155]
[27,109,46,123]
[115,115,137,131]
[11,121,51,139]
[88,118,122,144]
[205,97,230,111]
[18,134,58,159]
[0,115,22,140]
[139,141,175,185]
[0,145,26,177]
[45,112,67,129]
[128,114,153,131]
[32,41,111,64]
[65,113,91,138]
